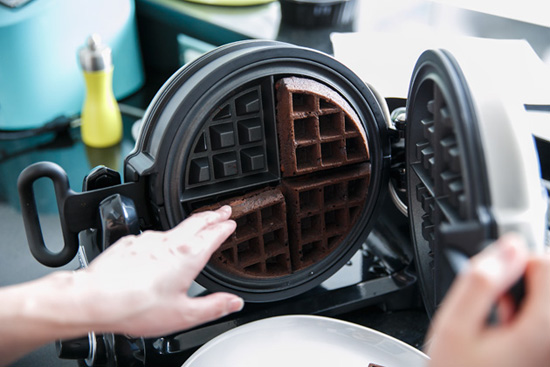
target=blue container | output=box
[0,0,144,130]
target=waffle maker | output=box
[17,39,547,366]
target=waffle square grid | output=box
[276,77,369,177]
[412,82,467,250]
[281,163,371,270]
[186,86,269,187]
[196,187,292,278]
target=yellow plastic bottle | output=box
[79,34,122,148]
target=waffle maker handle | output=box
[17,162,79,267]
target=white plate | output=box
[182,315,429,367]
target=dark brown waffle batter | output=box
[194,77,371,279]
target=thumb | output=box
[180,293,244,329]
[431,234,528,337]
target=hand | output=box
[73,205,244,336]
[426,234,550,367]
[0,206,244,365]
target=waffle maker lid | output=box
[406,40,548,315]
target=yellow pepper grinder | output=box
[79,34,122,148]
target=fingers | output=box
[179,293,244,330]
[173,218,235,256]
[190,219,236,255]
[430,234,528,337]
[517,254,550,324]
[495,293,516,325]
[166,206,236,257]
[171,206,233,235]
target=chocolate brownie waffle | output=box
[281,163,371,270]
[195,187,291,278]
[193,76,371,279]
[276,76,369,177]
